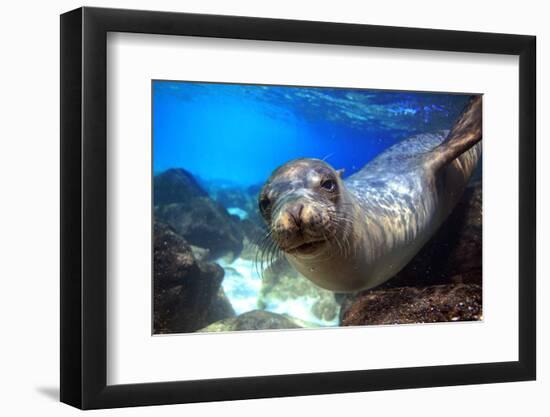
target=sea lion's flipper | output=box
[426,95,482,172]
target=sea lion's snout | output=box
[285,202,304,228]
[259,158,346,257]
[272,199,329,255]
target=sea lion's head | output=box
[259,158,352,258]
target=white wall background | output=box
[0,0,545,415]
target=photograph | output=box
[152,81,483,334]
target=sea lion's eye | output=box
[320,178,336,192]
[259,196,271,213]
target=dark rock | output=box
[154,168,208,205]
[341,284,482,326]
[199,310,302,332]
[153,222,234,334]
[154,169,244,260]
[205,288,236,325]
[155,200,243,260]
[381,180,482,288]
[189,245,210,262]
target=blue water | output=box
[153,81,471,186]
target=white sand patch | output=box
[264,297,339,327]
[218,257,262,314]
[218,257,339,327]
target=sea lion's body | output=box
[286,133,481,291]
[259,96,482,292]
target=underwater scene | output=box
[152,80,482,334]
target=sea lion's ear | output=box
[336,169,345,178]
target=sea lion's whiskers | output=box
[267,236,281,262]
[254,228,280,278]
[267,241,281,268]
[253,229,273,251]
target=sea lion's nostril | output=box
[287,203,304,226]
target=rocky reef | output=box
[198,310,304,332]
[341,284,482,325]
[153,167,482,334]
[153,221,235,334]
[154,169,244,260]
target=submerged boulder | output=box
[205,288,237,325]
[153,221,235,334]
[199,310,302,332]
[154,168,208,205]
[341,284,482,326]
[154,169,244,260]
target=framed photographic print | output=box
[60,6,536,409]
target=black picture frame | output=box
[60,6,536,410]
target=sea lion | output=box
[258,96,482,292]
